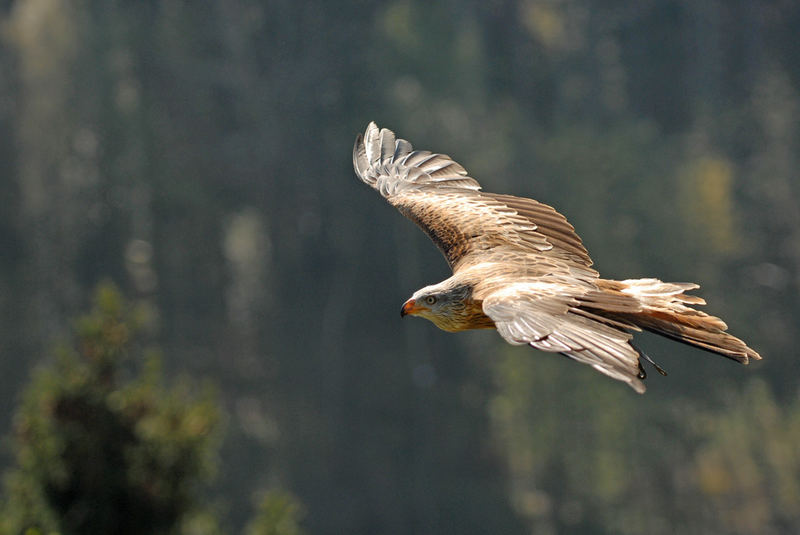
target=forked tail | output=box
[589,278,761,364]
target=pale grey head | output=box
[400,278,494,332]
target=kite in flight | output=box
[353,122,760,393]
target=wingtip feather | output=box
[352,121,481,195]
[353,132,371,183]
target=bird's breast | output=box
[445,299,496,332]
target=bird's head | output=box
[400,281,488,332]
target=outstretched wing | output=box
[353,122,593,272]
[478,279,646,393]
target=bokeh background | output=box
[1,0,799,533]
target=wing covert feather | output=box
[481,281,645,393]
[353,122,594,270]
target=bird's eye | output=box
[425,295,437,305]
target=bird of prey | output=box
[353,122,760,393]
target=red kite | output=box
[353,122,760,393]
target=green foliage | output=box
[490,349,800,535]
[1,283,222,535]
[687,381,800,533]
[244,491,305,535]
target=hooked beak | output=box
[400,298,425,317]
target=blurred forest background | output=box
[0,0,799,533]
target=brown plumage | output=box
[353,122,761,393]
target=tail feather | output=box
[591,278,761,364]
[630,309,760,364]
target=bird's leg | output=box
[632,343,668,377]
